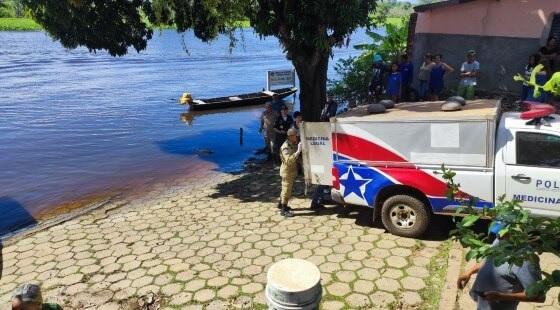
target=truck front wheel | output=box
[381,195,430,238]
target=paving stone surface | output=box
[0,163,448,309]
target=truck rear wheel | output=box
[381,195,430,238]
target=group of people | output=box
[260,93,338,217]
[520,36,560,103]
[370,50,480,103]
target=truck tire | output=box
[381,195,430,238]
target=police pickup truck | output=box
[302,100,560,237]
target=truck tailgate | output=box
[301,122,333,186]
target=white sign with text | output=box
[267,69,296,90]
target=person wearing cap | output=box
[457,221,544,310]
[278,128,302,217]
[11,284,62,310]
[457,50,480,100]
[259,102,278,159]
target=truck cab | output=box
[302,100,560,238]
[495,111,560,218]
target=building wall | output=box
[416,0,558,41]
[412,33,540,94]
[411,0,558,95]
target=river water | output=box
[0,28,368,235]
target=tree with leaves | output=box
[0,0,12,17]
[23,0,378,121]
[328,15,409,102]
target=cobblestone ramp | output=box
[0,164,447,309]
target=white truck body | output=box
[302,100,560,237]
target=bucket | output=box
[266,258,322,310]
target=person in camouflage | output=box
[278,128,302,217]
[259,102,277,159]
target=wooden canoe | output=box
[189,87,297,111]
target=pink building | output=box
[410,0,560,95]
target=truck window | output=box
[516,132,560,168]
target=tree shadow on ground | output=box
[210,163,459,242]
[0,197,36,237]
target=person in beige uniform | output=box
[278,128,302,217]
[259,102,277,159]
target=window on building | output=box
[516,132,560,168]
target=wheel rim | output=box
[389,204,416,229]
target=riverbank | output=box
[0,157,451,309]
[0,18,40,31]
[0,17,400,31]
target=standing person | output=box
[271,94,283,112]
[457,222,545,310]
[278,128,302,217]
[521,54,540,101]
[387,63,402,103]
[292,111,303,137]
[457,50,480,100]
[273,104,294,162]
[369,54,387,103]
[429,54,454,101]
[292,111,304,175]
[259,102,278,160]
[310,94,340,210]
[539,36,559,72]
[398,54,414,101]
[321,93,338,121]
[418,53,434,100]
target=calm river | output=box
[0,28,368,235]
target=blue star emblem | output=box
[339,166,372,200]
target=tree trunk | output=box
[292,51,330,121]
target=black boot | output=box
[281,205,294,217]
[277,202,283,209]
[310,203,326,210]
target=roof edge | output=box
[414,0,477,12]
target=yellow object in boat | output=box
[179,92,193,105]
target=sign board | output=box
[267,69,296,90]
[301,122,334,186]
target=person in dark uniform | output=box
[273,104,294,162]
[369,54,388,104]
[311,93,340,210]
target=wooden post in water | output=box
[240,127,243,146]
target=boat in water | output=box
[180,87,297,111]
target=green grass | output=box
[419,240,453,310]
[386,17,405,27]
[0,18,41,31]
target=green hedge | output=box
[0,18,41,31]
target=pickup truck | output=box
[301,100,560,238]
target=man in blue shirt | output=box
[398,54,414,101]
[457,222,545,310]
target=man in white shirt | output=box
[457,50,480,100]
